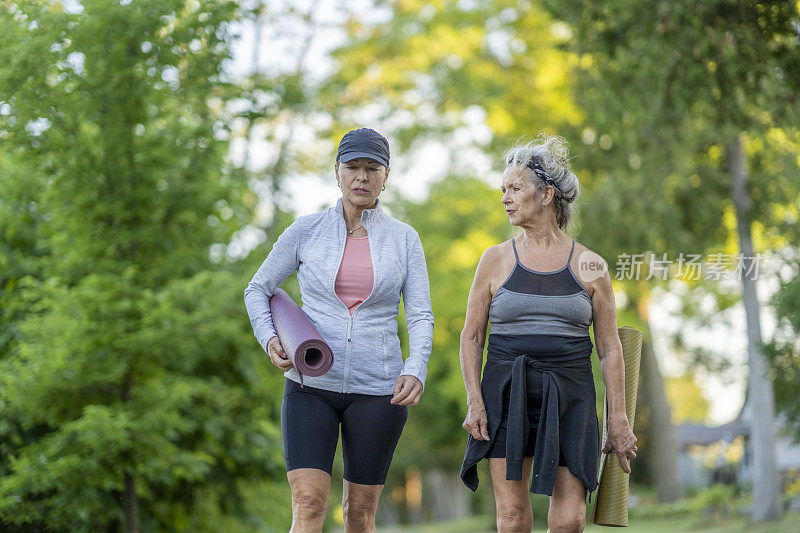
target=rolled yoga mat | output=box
[269,287,334,386]
[589,325,643,527]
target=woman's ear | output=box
[541,186,556,206]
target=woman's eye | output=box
[513,187,520,191]
[368,167,378,172]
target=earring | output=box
[382,185,386,191]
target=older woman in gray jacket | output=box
[244,127,434,533]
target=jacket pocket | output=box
[382,329,388,379]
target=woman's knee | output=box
[547,510,585,533]
[496,502,533,532]
[342,499,376,528]
[292,487,329,521]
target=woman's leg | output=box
[282,380,341,532]
[489,457,534,533]
[340,393,407,532]
[342,480,383,533]
[287,469,332,533]
[546,466,587,533]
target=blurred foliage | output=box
[665,374,711,424]
[2,0,799,529]
[0,0,290,531]
[628,483,747,521]
[327,0,580,154]
[388,175,513,472]
[542,0,800,296]
[764,264,800,443]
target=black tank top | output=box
[489,238,592,338]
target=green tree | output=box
[543,0,800,520]
[0,1,289,531]
[765,265,800,443]
[666,374,711,424]
[326,0,580,154]
[392,175,512,472]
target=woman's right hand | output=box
[462,399,490,441]
[267,336,294,371]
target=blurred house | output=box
[675,403,800,490]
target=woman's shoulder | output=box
[569,239,611,294]
[478,239,515,271]
[303,205,337,223]
[288,206,338,231]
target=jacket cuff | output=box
[399,358,428,390]
[257,325,278,353]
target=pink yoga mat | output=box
[269,288,334,386]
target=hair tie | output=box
[507,156,564,199]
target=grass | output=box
[343,510,800,532]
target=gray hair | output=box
[503,132,581,231]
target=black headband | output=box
[507,156,564,199]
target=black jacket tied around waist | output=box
[460,333,600,496]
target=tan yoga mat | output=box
[589,325,643,527]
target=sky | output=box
[226,0,787,426]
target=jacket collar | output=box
[334,197,384,226]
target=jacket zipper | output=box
[333,206,386,393]
[334,219,350,393]
[337,211,379,393]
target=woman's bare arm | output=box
[459,246,499,440]
[591,269,638,472]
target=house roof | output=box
[675,417,749,447]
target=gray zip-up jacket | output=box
[243,197,434,395]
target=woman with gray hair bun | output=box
[459,133,637,532]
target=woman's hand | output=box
[462,399,490,441]
[391,375,423,406]
[602,414,638,474]
[267,336,294,371]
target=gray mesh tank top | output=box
[488,238,592,337]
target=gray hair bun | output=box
[504,133,581,230]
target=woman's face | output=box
[500,166,542,226]
[336,157,389,208]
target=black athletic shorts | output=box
[281,378,408,485]
[486,375,567,467]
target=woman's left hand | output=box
[602,415,638,474]
[391,375,423,406]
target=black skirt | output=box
[459,333,600,496]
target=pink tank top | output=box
[335,236,374,315]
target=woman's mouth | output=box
[505,209,516,215]
[353,188,369,194]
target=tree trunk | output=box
[639,332,683,502]
[124,471,139,533]
[122,371,139,533]
[728,133,782,522]
[422,468,470,521]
